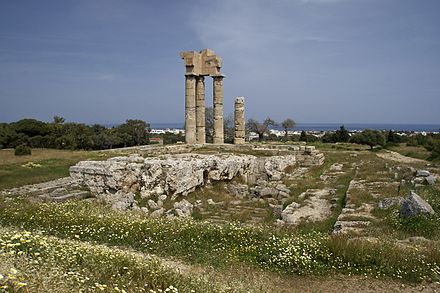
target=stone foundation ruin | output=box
[67,144,324,214]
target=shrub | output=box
[14,144,31,156]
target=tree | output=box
[53,116,65,124]
[117,119,150,146]
[281,118,296,141]
[223,113,235,143]
[205,107,214,142]
[386,130,400,144]
[299,130,307,142]
[350,129,386,150]
[335,125,350,142]
[11,119,49,137]
[247,118,276,142]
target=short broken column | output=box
[184,74,197,144]
[213,75,224,144]
[196,76,206,144]
[234,97,245,144]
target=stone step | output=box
[225,210,268,216]
[38,190,90,202]
[337,214,377,222]
[227,206,268,212]
[51,191,90,202]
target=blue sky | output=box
[1,0,439,125]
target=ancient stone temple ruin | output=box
[180,49,224,144]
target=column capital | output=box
[211,74,225,79]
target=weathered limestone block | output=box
[264,155,297,180]
[180,49,222,76]
[69,155,144,194]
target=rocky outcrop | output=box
[70,154,259,200]
[399,191,435,217]
[69,152,318,208]
[280,189,333,225]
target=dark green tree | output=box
[299,130,307,142]
[350,129,386,150]
[117,119,150,146]
[335,125,350,142]
[11,119,49,137]
[387,130,400,144]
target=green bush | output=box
[14,144,32,156]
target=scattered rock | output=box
[259,187,278,198]
[173,199,193,217]
[329,163,343,171]
[425,175,436,185]
[207,199,215,205]
[399,191,435,217]
[148,199,159,210]
[378,197,404,209]
[275,184,290,194]
[150,208,164,218]
[416,170,430,177]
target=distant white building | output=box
[150,128,184,135]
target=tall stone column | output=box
[196,76,206,144]
[212,76,224,144]
[234,97,245,144]
[185,74,197,144]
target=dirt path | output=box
[377,150,426,164]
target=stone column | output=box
[212,76,224,144]
[234,97,245,144]
[196,76,206,144]
[184,74,197,144]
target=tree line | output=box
[245,117,440,160]
[0,116,150,150]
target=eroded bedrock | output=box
[70,154,288,198]
[69,147,324,206]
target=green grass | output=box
[0,227,214,292]
[0,198,439,283]
[370,186,440,240]
[0,148,115,190]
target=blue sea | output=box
[145,123,440,132]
